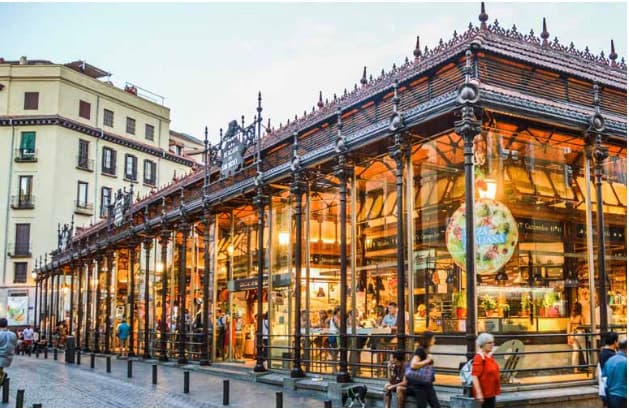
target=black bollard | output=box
[184,371,190,394]
[152,364,157,384]
[127,360,133,378]
[33,404,42,408]
[76,350,81,365]
[323,400,332,408]
[106,356,111,373]
[35,350,39,358]
[44,349,48,359]
[53,349,57,361]
[16,389,25,408]
[275,391,283,408]
[2,378,9,404]
[222,379,229,405]
[90,353,95,369]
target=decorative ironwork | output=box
[57,215,75,251]
[110,185,134,227]
[216,116,256,178]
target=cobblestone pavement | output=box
[0,353,327,408]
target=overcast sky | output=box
[1,1,626,142]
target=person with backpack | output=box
[406,331,440,407]
[116,318,131,358]
[471,333,501,407]
[0,318,17,387]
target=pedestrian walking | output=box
[116,318,131,357]
[603,338,626,408]
[406,331,440,407]
[471,333,501,408]
[23,325,34,355]
[598,331,619,407]
[0,318,17,387]
[383,350,407,408]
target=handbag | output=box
[405,364,435,384]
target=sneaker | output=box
[0,372,7,387]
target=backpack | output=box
[460,354,485,387]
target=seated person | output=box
[383,350,407,408]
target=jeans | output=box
[607,395,627,408]
[409,383,440,407]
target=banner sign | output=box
[7,295,28,326]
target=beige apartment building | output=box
[0,57,201,325]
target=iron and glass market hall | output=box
[36,4,626,394]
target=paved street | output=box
[1,354,327,408]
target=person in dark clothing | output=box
[599,332,619,407]
[384,350,407,407]
[407,331,440,407]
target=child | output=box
[0,318,17,387]
[383,350,407,408]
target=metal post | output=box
[223,379,230,405]
[183,371,190,393]
[152,364,158,384]
[84,260,93,352]
[69,265,75,334]
[143,239,153,359]
[159,231,170,361]
[53,348,57,360]
[2,379,10,404]
[129,245,137,357]
[90,352,95,368]
[275,392,283,408]
[33,277,39,331]
[16,389,24,408]
[200,211,212,366]
[178,224,190,364]
[76,350,81,365]
[290,132,305,379]
[454,50,481,355]
[44,349,48,359]
[54,272,60,346]
[94,256,102,353]
[106,356,111,373]
[76,261,83,351]
[593,136,609,334]
[104,251,114,354]
[253,188,267,373]
[127,360,133,378]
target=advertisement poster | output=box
[7,295,28,326]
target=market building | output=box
[35,4,626,393]
[0,57,202,327]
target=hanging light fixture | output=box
[495,270,508,284]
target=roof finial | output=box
[541,17,549,47]
[360,66,368,86]
[413,36,421,60]
[609,39,618,66]
[593,82,600,114]
[317,90,324,108]
[479,2,488,31]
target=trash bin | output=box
[65,336,75,364]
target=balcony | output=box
[76,156,94,172]
[8,242,31,257]
[74,200,94,216]
[14,148,38,162]
[10,195,35,209]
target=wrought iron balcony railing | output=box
[14,148,38,162]
[10,194,35,209]
[76,156,94,172]
[74,200,94,216]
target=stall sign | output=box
[517,218,563,237]
[230,273,291,292]
[7,295,28,326]
[446,199,519,275]
[576,224,625,242]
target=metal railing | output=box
[14,148,38,162]
[74,200,94,215]
[8,241,31,257]
[76,156,94,171]
[10,194,35,209]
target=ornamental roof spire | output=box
[609,39,618,66]
[479,2,488,31]
[413,36,421,60]
[360,66,368,86]
[317,90,324,109]
[541,17,549,48]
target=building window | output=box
[143,160,156,185]
[79,100,91,119]
[17,131,36,161]
[24,92,39,110]
[102,147,117,175]
[14,223,30,256]
[125,154,138,181]
[103,109,114,127]
[126,117,136,135]
[14,262,27,283]
[145,124,155,141]
[12,175,34,209]
[175,145,183,156]
[76,181,89,208]
[100,186,112,218]
[77,139,91,170]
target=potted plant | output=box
[452,292,467,319]
[499,302,510,318]
[480,295,497,317]
[520,294,531,316]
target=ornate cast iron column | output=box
[387,80,408,348]
[128,244,138,356]
[201,210,213,366]
[104,250,114,354]
[143,238,153,359]
[253,93,268,373]
[94,255,103,353]
[55,269,61,337]
[335,107,353,383]
[177,223,191,364]
[69,264,75,334]
[33,266,39,330]
[158,230,171,361]
[46,273,53,346]
[290,132,306,378]
[454,50,481,355]
[76,260,83,350]
[84,259,94,352]
[587,84,609,335]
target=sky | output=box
[0,1,626,143]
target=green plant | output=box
[452,291,466,308]
[480,295,497,312]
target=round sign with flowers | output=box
[445,198,519,275]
